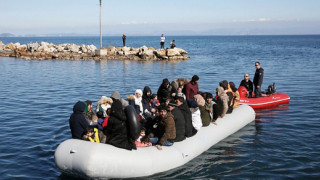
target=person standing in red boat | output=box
[253,62,264,98]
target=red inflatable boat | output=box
[238,86,290,109]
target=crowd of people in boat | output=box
[70,76,242,150]
[69,62,266,150]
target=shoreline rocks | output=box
[0,41,189,61]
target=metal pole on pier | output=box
[99,0,102,49]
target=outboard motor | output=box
[267,83,276,95]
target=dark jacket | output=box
[157,79,171,104]
[171,108,186,142]
[104,100,136,150]
[142,86,152,116]
[240,79,253,96]
[253,68,264,87]
[178,102,194,137]
[69,101,88,139]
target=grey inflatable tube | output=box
[55,105,255,179]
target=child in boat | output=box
[85,126,100,143]
[177,86,186,100]
[205,93,215,122]
[135,128,152,147]
[149,94,160,117]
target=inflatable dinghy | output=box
[55,104,255,179]
[238,86,290,109]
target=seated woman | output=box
[212,87,229,125]
[170,40,176,48]
[229,82,240,109]
[194,94,210,127]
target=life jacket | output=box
[88,128,100,143]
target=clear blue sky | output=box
[1,0,320,36]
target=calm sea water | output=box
[0,35,320,179]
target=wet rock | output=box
[167,48,181,57]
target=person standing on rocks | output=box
[122,34,126,47]
[160,34,165,49]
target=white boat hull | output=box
[55,104,255,178]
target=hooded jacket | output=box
[69,101,88,139]
[104,100,136,150]
[157,79,171,104]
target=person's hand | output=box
[257,85,260,88]
[156,145,162,150]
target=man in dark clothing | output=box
[239,73,254,98]
[168,99,186,142]
[176,96,196,137]
[253,62,264,98]
[69,101,88,139]
[122,34,126,47]
[104,100,136,150]
[185,75,199,100]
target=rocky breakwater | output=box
[0,41,189,61]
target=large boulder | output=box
[5,43,16,51]
[140,45,148,52]
[40,42,49,47]
[87,45,96,53]
[138,49,154,56]
[56,45,64,52]
[107,46,116,52]
[121,46,130,52]
[80,45,87,53]
[33,42,39,52]
[175,48,188,55]
[154,49,166,57]
[17,45,27,52]
[69,44,79,53]
[167,48,181,57]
